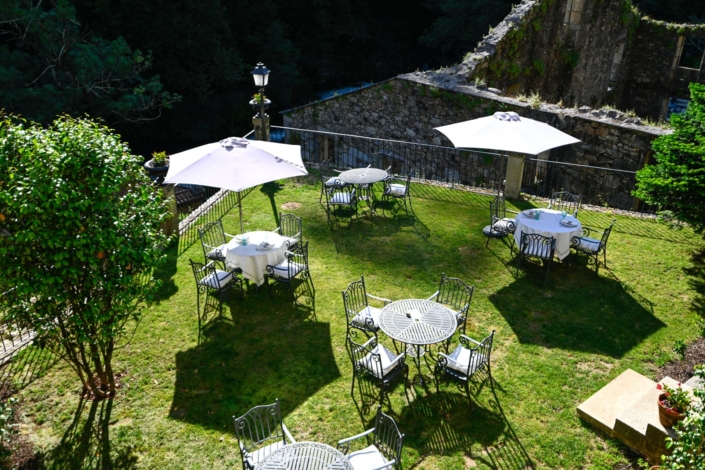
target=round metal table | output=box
[257,442,353,470]
[337,168,388,185]
[379,299,458,385]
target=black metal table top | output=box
[257,442,353,470]
[337,168,388,185]
[379,299,457,346]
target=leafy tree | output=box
[633,83,705,232]
[0,0,179,125]
[0,114,170,399]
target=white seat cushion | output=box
[494,218,514,231]
[445,344,486,376]
[347,445,393,470]
[388,184,406,197]
[283,236,299,247]
[352,306,382,329]
[325,177,342,187]
[199,269,233,289]
[206,244,226,259]
[245,439,286,468]
[358,344,401,379]
[330,192,353,204]
[574,236,601,252]
[271,259,304,279]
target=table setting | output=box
[513,208,582,260]
[224,231,288,285]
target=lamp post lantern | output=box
[251,62,271,141]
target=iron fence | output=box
[522,158,654,213]
[271,126,507,193]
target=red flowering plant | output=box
[657,382,691,414]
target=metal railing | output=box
[271,126,507,193]
[522,158,654,213]
[0,290,36,368]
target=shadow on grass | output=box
[0,345,57,393]
[489,266,664,358]
[43,398,139,469]
[170,303,338,432]
[685,246,705,317]
[260,182,285,226]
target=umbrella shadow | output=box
[260,182,285,226]
[684,246,705,317]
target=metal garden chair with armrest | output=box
[337,406,404,470]
[342,276,392,339]
[426,273,475,335]
[190,259,243,319]
[571,219,616,274]
[233,399,297,470]
[346,332,407,407]
[264,241,312,298]
[436,331,495,399]
[484,194,517,249]
[518,232,556,286]
[548,191,582,218]
[325,186,358,216]
[198,219,240,270]
[272,212,302,250]
[382,173,412,214]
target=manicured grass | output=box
[11,176,704,469]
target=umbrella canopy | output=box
[164,137,308,233]
[164,137,307,191]
[434,111,581,155]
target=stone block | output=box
[595,127,609,137]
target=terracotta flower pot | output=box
[658,393,687,427]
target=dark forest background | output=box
[0,0,702,157]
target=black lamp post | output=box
[251,62,270,141]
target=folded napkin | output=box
[560,219,576,226]
[258,241,272,249]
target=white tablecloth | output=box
[224,231,288,286]
[513,209,582,260]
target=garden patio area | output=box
[8,174,704,469]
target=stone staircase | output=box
[577,369,700,464]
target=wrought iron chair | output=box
[325,185,358,215]
[273,212,302,250]
[265,242,311,297]
[342,276,392,339]
[483,195,517,249]
[319,169,348,204]
[548,191,582,217]
[346,333,407,406]
[518,232,556,285]
[436,331,495,396]
[198,220,237,269]
[571,219,616,274]
[190,259,243,318]
[337,406,405,470]
[233,399,297,470]
[382,173,412,214]
[426,273,475,335]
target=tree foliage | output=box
[0,114,170,399]
[634,83,705,232]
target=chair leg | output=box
[266,277,273,298]
[544,257,552,286]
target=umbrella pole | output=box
[238,191,244,234]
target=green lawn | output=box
[11,176,704,469]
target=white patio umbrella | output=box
[164,137,308,233]
[434,111,581,155]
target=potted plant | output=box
[657,382,690,427]
[249,92,271,112]
[144,151,170,178]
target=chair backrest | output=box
[342,276,369,325]
[279,212,302,245]
[198,220,227,258]
[520,232,556,260]
[373,406,404,470]
[489,195,507,225]
[326,185,356,206]
[600,220,616,250]
[286,241,309,278]
[346,333,381,380]
[550,191,581,216]
[190,259,217,289]
[459,330,495,377]
[436,273,474,315]
[233,399,289,458]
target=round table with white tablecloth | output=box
[513,209,582,260]
[224,231,288,286]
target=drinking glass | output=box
[562,210,567,220]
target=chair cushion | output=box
[199,269,233,289]
[494,218,515,232]
[330,192,353,204]
[352,306,382,329]
[271,259,304,279]
[358,344,401,379]
[325,177,342,187]
[445,344,486,376]
[574,236,601,252]
[245,439,287,468]
[347,445,393,470]
[206,244,226,260]
[388,184,406,197]
[283,236,299,248]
